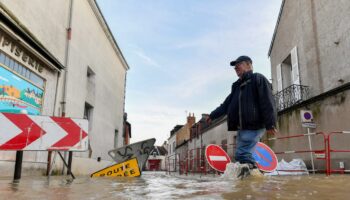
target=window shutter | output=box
[276,64,282,91]
[291,46,300,85]
[291,46,301,101]
[276,63,284,110]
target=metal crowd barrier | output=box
[262,132,328,174]
[165,153,179,174]
[165,131,350,176]
[326,131,350,175]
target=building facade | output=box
[166,126,179,172]
[187,115,235,172]
[269,0,350,169]
[175,113,195,165]
[0,0,129,172]
[146,146,168,171]
[123,113,131,146]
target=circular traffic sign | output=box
[304,112,312,120]
[252,142,278,172]
[205,144,231,172]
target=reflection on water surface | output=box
[0,172,349,199]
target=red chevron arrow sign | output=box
[0,113,88,151]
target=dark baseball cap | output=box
[230,55,252,66]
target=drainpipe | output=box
[121,72,127,147]
[53,71,61,116]
[47,0,74,176]
[61,0,74,175]
[61,0,74,117]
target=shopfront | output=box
[0,16,63,116]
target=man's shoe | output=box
[236,164,250,180]
[247,163,258,169]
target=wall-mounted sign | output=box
[300,110,316,128]
[0,29,44,73]
[300,110,313,122]
[0,66,43,115]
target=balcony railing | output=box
[274,84,310,112]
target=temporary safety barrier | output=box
[262,132,328,174]
[326,131,350,175]
[166,131,350,176]
[0,113,89,180]
[0,113,88,151]
[165,153,179,174]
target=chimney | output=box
[187,112,196,126]
[201,113,209,120]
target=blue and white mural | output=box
[0,66,43,115]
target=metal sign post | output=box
[300,110,316,174]
[307,128,315,174]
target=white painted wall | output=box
[166,134,177,171]
[0,0,128,164]
[188,119,237,168]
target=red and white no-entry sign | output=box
[0,113,88,151]
[205,144,231,172]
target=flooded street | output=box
[0,172,349,199]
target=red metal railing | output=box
[326,131,350,175]
[262,132,328,174]
[165,153,179,174]
[166,131,350,176]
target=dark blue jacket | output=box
[209,71,276,131]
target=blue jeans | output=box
[235,129,265,164]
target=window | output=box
[87,66,95,78]
[84,102,93,120]
[281,55,292,90]
[0,53,5,63]
[84,102,94,130]
[114,129,118,148]
[221,139,227,152]
[276,46,300,90]
[0,51,45,88]
[173,142,175,153]
[276,46,301,108]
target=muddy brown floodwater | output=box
[0,172,349,199]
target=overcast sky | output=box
[97,0,282,145]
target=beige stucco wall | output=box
[270,0,350,97]
[187,118,237,170]
[269,0,350,171]
[0,0,128,164]
[176,124,190,146]
[270,89,350,170]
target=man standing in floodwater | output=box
[206,55,277,178]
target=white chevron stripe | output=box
[24,115,67,150]
[71,119,89,151]
[0,113,22,145]
[71,137,89,151]
[72,118,89,133]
